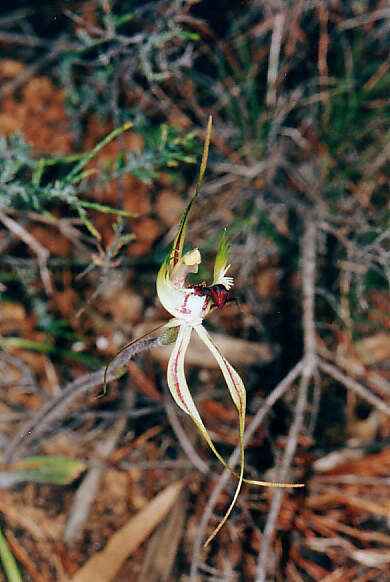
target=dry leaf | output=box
[354,333,390,365]
[129,217,161,256]
[137,492,186,582]
[255,267,280,298]
[71,480,185,582]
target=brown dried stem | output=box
[255,218,317,580]
[318,359,390,417]
[165,396,210,476]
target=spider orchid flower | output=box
[156,117,302,546]
[104,116,303,547]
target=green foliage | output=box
[0,122,198,239]
[109,122,198,183]
[0,528,22,582]
[0,124,135,238]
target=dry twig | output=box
[318,359,390,417]
[165,396,209,476]
[63,418,127,543]
[0,211,53,294]
[266,13,285,107]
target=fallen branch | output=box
[255,217,317,581]
[4,335,161,463]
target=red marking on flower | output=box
[173,338,189,413]
[177,293,191,314]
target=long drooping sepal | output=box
[167,325,243,473]
[194,324,246,546]
[195,324,246,416]
[167,324,203,422]
[166,324,304,546]
[166,325,305,495]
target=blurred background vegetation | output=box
[0,1,389,580]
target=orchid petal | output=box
[156,263,190,319]
[191,325,304,547]
[160,115,212,277]
[156,116,212,320]
[213,229,233,290]
[157,270,209,324]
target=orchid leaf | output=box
[1,456,85,487]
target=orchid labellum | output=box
[104,116,303,547]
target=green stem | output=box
[65,122,132,183]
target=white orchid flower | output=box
[104,116,303,547]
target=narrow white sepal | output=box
[194,324,246,414]
[167,324,207,429]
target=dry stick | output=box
[4,336,161,463]
[0,8,35,27]
[255,373,310,581]
[266,12,285,107]
[318,346,390,398]
[318,359,390,417]
[165,397,210,476]
[307,367,321,438]
[63,418,126,543]
[0,31,48,47]
[255,218,317,581]
[317,3,329,104]
[189,359,303,581]
[0,211,52,295]
[340,7,390,29]
[0,41,68,99]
